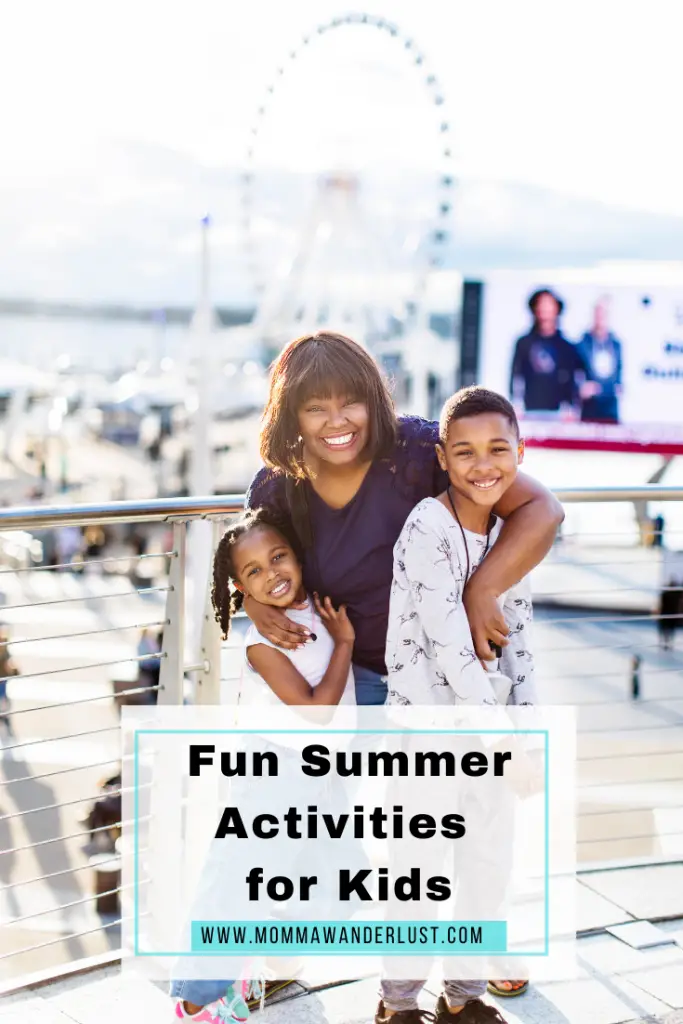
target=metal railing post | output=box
[195,520,223,705]
[158,522,186,705]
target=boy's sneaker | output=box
[174,990,249,1022]
[243,978,296,1009]
[434,995,507,1022]
[374,1002,435,1022]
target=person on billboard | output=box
[576,296,623,424]
[509,289,586,416]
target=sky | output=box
[0,0,682,303]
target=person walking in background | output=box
[83,524,107,560]
[55,524,83,570]
[137,628,162,703]
[509,289,586,417]
[576,296,623,424]
[652,514,665,549]
[659,579,683,651]
[0,625,19,735]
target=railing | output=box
[0,496,242,991]
[0,486,682,990]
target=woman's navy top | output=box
[245,416,446,675]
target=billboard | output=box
[473,271,683,453]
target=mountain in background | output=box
[0,141,681,307]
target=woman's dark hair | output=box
[260,331,397,478]
[439,386,520,443]
[211,507,302,639]
[528,288,564,317]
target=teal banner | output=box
[190,920,507,955]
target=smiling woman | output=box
[244,331,563,705]
[260,331,396,481]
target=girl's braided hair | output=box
[211,506,303,640]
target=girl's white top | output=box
[385,497,536,707]
[243,597,356,707]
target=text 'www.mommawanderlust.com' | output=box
[190,921,507,954]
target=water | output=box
[0,315,190,373]
[1,314,680,544]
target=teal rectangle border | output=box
[133,728,549,958]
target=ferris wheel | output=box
[239,12,456,348]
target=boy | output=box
[380,387,538,1024]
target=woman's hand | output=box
[242,593,311,650]
[314,593,355,647]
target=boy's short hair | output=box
[439,386,520,443]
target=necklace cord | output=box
[446,487,499,658]
[446,486,492,581]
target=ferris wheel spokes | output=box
[241,11,457,395]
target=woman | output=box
[245,331,563,707]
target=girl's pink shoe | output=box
[174,990,249,1022]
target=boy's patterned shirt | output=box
[386,497,536,707]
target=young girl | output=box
[213,506,355,708]
[170,507,355,1022]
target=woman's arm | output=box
[464,472,563,661]
[242,594,311,650]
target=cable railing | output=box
[0,496,242,989]
[0,486,681,988]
